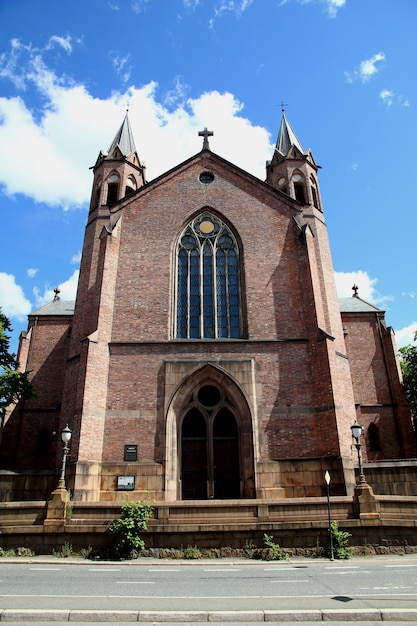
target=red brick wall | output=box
[1,315,72,470]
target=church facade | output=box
[1,114,415,503]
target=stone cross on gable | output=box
[198,127,213,150]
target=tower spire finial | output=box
[280,100,288,114]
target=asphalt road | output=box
[0,554,416,622]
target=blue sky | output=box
[0,0,416,354]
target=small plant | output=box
[0,547,16,557]
[185,545,201,559]
[15,547,35,557]
[65,490,73,520]
[79,545,93,559]
[262,534,288,561]
[53,541,73,558]
[108,497,154,558]
[330,521,353,560]
[244,539,256,559]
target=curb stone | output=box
[265,610,322,621]
[1,608,417,622]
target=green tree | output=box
[399,332,417,420]
[0,309,34,424]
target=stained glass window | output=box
[176,214,242,339]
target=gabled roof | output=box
[29,297,382,318]
[31,300,75,316]
[275,113,304,157]
[108,113,137,157]
[339,296,383,314]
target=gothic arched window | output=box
[106,174,119,205]
[176,213,241,339]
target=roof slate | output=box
[31,301,75,316]
[108,113,136,157]
[30,297,382,318]
[275,113,304,156]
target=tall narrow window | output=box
[176,213,242,339]
[106,174,120,204]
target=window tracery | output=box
[176,213,241,339]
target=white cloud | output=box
[27,268,39,278]
[33,269,79,308]
[47,35,73,54]
[209,0,254,27]
[0,42,274,209]
[345,52,385,84]
[71,252,82,265]
[325,0,346,18]
[0,272,32,321]
[183,0,200,8]
[380,90,410,108]
[111,52,132,84]
[131,0,151,13]
[164,75,190,108]
[334,270,392,308]
[395,322,417,350]
[380,89,394,106]
[278,0,345,18]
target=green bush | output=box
[108,498,154,558]
[261,534,288,561]
[330,521,353,559]
[79,546,93,559]
[185,545,201,559]
[53,541,73,558]
[0,546,36,557]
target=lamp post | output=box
[324,471,334,561]
[351,420,365,483]
[58,424,72,490]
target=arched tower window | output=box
[310,175,320,209]
[292,173,306,204]
[176,213,242,339]
[106,174,120,205]
[125,175,137,197]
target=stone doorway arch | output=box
[165,364,255,501]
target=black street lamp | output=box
[58,424,72,490]
[351,420,365,483]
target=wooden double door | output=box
[181,406,240,500]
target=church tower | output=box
[90,112,146,211]
[266,112,322,209]
[58,114,147,499]
[268,112,358,469]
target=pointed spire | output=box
[275,113,304,157]
[108,112,137,157]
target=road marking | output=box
[324,570,370,575]
[2,591,417,600]
[29,568,61,571]
[270,579,309,583]
[265,567,297,571]
[386,564,417,567]
[203,568,241,572]
[116,581,155,584]
[325,565,359,569]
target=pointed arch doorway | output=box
[181,399,240,500]
[165,368,255,500]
